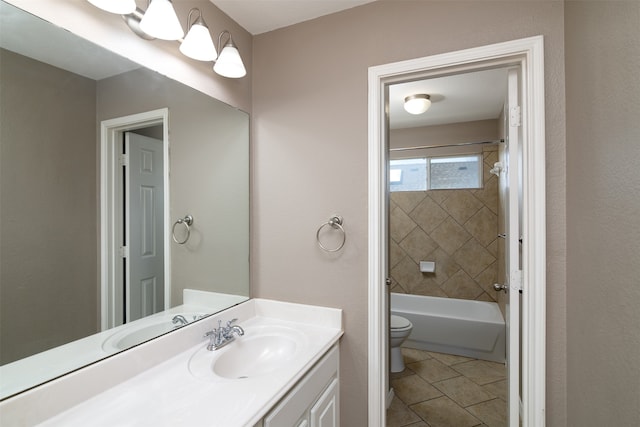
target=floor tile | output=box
[392,374,443,405]
[482,379,507,401]
[410,396,482,427]
[386,396,422,427]
[428,351,475,366]
[387,354,506,427]
[467,398,507,427]
[401,347,432,364]
[408,358,461,383]
[451,360,506,385]
[433,376,495,407]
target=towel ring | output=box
[172,215,193,244]
[316,216,346,252]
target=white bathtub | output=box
[390,293,506,363]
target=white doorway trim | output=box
[367,36,546,426]
[99,108,171,331]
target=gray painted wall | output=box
[252,1,567,425]
[565,1,640,426]
[0,49,98,364]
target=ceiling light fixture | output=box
[404,94,431,115]
[213,31,247,78]
[87,0,136,15]
[179,9,217,61]
[139,0,184,41]
[86,1,246,79]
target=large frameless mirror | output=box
[0,0,249,399]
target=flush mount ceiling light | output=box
[404,94,432,115]
[179,9,217,61]
[213,31,247,78]
[139,0,184,40]
[87,0,136,14]
[86,1,246,78]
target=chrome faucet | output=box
[172,315,189,326]
[204,318,245,351]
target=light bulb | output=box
[213,36,246,78]
[140,0,184,41]
[180,20,217,61]
[404,94,431,115]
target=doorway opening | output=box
[368,37,546,426]
[99,108,171,331]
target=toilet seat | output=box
[390,315,412,332]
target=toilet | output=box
[390,314,413,373]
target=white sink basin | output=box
[102,313,206,352]
[188,324,308,380]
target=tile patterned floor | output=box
[386,348,507,427]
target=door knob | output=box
[385,278,392,286]
[493,283,508,293]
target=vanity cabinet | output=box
[258,344,339,427]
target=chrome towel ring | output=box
[172,215,193,244]
[316,215,346,252]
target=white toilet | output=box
[390,314,413,373]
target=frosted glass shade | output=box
[87,0,136,14]
[214,45,246,78]
[180,23,217,61]
[404,94,431,115]
[140,0,184,40]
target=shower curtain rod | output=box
[389,139,504,152]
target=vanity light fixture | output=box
[86,0,247,78]
[87,0,136,15]
[139,0,184,41]
[213,31,247,78]
[404,94,432,115]
[179,9,217,61]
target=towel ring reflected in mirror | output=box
[172,215,193,244]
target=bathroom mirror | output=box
[0,1,249,399]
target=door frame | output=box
[99,108,171,330]
[367,36,546,425]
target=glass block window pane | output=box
[389,158,427,192]
[428,155,482,190]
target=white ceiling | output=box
[210,0,379,35]
[389,68,509,129]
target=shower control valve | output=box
[493,283,508,293]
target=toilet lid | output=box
[390,315,412,329]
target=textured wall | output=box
[389,148,499,302]
[565,1,640,425]
[0,49,98,363]
[253,1,567,424]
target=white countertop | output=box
[1,299,342,426]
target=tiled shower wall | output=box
[389,148,499,302]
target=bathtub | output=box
[390,293,506,363]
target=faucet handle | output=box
[226,318,238,327]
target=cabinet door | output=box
[311,378,339,427]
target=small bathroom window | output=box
[389,158,428,192]
[390,154,482,192]
[428,154,483,190]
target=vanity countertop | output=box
[29,299,343,426]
